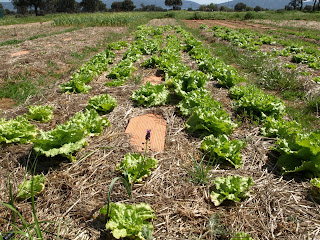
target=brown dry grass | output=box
[0,19,320,240]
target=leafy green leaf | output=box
[185,107,237,137]
[0,116,37,144]
[131,82,170,107]
[210,175,254,206]
[231,232,256,240]
[177,88,221,117]
[230,85,286,119]
[68,109,110,136]
[201,134,246,168]
[100,202,155,240]
[33,123,87,159]
[277,131,320,177]
[25,105,54,122]
[166,70,208,97]
[87,94,117,113]
[116,153,158,183]
[17,174,46,200]
[260,116,302,139]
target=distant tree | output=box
[254,6,263,11]
[28,0,46,15]
[140,4,165,11]
[207,3,218,11]
[0,3,3,9]
[285,4,293,10]
[312,0,319,11]
[111,1,122,11]
[234,2,247,11]
[80,0,106,12]
[111,0,135,11]
[11,0,29,14]
[245,6,253,11]
[165,0,182,10]
[304,4,313,11]
[219,5,230,11]
[56,0,79,12]
[122,0,135,11]
[42,0,57,13]
[289,0,299,10]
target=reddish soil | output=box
[10,50,30,57]
[143,75,163,85]
[0,98,16,109]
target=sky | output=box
[1,0,231,3]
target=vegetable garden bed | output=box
[0,18,320,240]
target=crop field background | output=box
[0,11,320,240]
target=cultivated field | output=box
[0,11,320,240]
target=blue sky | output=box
[1,0,230,3]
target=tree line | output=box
[3,0,184,15]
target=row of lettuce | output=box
[200,24,320,71]
[2,24,319,239]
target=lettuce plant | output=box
[166,70,208,97]
[100,202,155,240]
[116,153,158,183]
[260,116,302,139]
[311,178,320,191]
[60,78,92,94]
[34,109,109,160]
[17,174,46,200]
[201,134,246,169]
[131,82,170,107]
[107,41,128,50]
[230,85,286,119]
[25,105,54,122]
[177,88,221,117]
[68,109,110,136]
[276,131,320,177]
[60,50,115,93]
[87,94,117,113]
[185,108,237,137]
[210,175,254,206]
[33,122,87,160]
[0,116,37,144]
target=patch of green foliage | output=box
[210,175,254,206]
[87,94,117,113]
[116,153,158,184]
[99,202,155,240]
[33,109,109,160]
[201,134,246,169]
[0,116,37,144]
[131,82,170,107]
[17,174,46,200]
[229,85,286,119]
[25,105,54,123]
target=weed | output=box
[206,213,229,239]
[0,75,39,104]
[132,75,142,84]
[184,154,211,185]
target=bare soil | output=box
[0,19,320,240]
[0,26,126,80]
[252,19,320,31]
[0,21,73,43]
[182,19,277,31]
